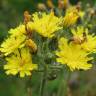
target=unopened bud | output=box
[24,11,31,24]
[58,0,64,9]
[47,0,54,9]
[26,39,37,53]
[90,9,95,16]
[37,3,47,11]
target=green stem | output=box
[39,38,49,96]
[26,77,32,96]
[39,66,47,96]
[49,65,63,69]
[27,87,32,96]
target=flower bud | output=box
[26,39,37,53]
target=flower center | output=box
[20,59,25,67]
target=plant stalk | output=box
[39,66,47,96]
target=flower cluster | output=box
[0,12,38,77]
[0,10,62,77]
[56,26,96,71]
[0,1,96,78]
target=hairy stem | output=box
[27,87,32,96]
[39,66,47,96]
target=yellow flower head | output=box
[0,35,26,56]
[63,6,79,27]
[71,26,96,52]
[56,38,92,71]
[9,24,26,37]
[4,48,38,77]
[27,11,62,38]
[0,24,27,56]
[71,26,88,37]
[81,35,96,52]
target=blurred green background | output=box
[0,0,96,96]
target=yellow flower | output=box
[56,38,92,71]
[0,24,27,56]
[27,11,62,38]
[63,6,85,27]
[9,24,26,37]
[0,35,26,56]
[4,48,38,77]
[71,26,96,52]
[71,26,88,37]
[81,35,96,52]
[63,6,79,27]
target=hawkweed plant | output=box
[0,0,96,96]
